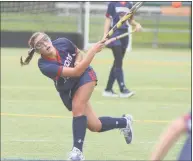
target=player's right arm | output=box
[61,41,105,77]
[103,2,114,39]
[150,115,189,161]
[128,3,142,32]
[104,17,111,38]
[39,40,105,80]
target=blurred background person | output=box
[150,111,192,161]
[102,1,142,98]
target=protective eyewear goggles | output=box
[34,35,51,50]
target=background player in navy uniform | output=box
[21,32,134,161]
[150,111,192,161]
[103,1,142,98]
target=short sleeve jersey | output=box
[38,38,80,92]
[106,1,133,30]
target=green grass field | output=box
[1,47,191,160]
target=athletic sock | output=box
[73,115,87,152]
[98,116,127,132]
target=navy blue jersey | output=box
[183,112,191,134]
[106,1,133,30]
[177,134,191,161]
[177,112,192,161]
[38,38,81,92]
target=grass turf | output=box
[1,47,191,160]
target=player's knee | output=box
[114,67,123,74]
[87,119,102,132]
[115,64,122,68]
[88,124,101,132]
[114,60,123,68]
[122,47,127,55]
[87,126,100,132]
[72,101,86,116]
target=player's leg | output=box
[104,45,126,96]
[68,67,97,160]
[72,81,96,148]
[112,45,127,91]
[68,81,96,161]
[105,44,131,92]
[85,102,102,132]
[119,36,135,98]
[103,59,119,97]
[103,33,123,97]
[122,47,127,58]
[85,102,133,144]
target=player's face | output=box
[34,34,54,56]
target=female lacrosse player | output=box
[103,1,142,98]
[20,32,133,161]
[150,111,191,161]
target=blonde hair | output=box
[20,32,43,66]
